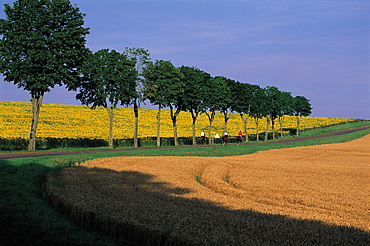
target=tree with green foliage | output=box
[0,0,89,150]
[232,82,256,142]
[277,91,294,138]
[75,49,137,148]
[216,76,234,133]
[124,47,150,148]
[264,86,282,140]
[250,85,267,142]
[292,95,312,136]
[180,66,211,145]
[203,76,230,144]
[143,60,184,146]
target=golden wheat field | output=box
[46,134,370,245]
[0,101,357,140]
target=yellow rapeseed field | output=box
[0,101,355,140]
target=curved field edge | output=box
[46,130,369,245]
[1,127,369,245]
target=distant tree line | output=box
[142,62,312,146]
[0,0,311,150]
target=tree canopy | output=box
[180,66,211,144]
[143,60,184,145]
[124,47,151,148]
[143,60,184,108]
[0,0,89,94]
[292,95,313,136]
[0,0,313,147]
[0,0,90,150]
[292,96,312,117]
[75,49,137,148]
[76,49,137,109]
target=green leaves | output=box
[202,76,232,113]
[76,49,138,109]
[0,0,90,150]
[142,60,184,107]
[292,96,312,117]
[0,0,90,95]
[180,66,211,113]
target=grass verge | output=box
[1,120,369,154]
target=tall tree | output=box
[143,60,184,146]
[203,76,229,144]
[75,49,137,148]
[277,91,294,138]
[250,85,266,142]
[216,76,234,133]
[264,86,282,140]
[232,82,255,142]
[292,95,312,136]
[0,0,89,150]
[124,47,150,148]
[180,66,211,145]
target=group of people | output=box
[200,130,243,146]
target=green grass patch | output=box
[194,175,203,185]
[0,158,126,246]
[1,120,369,153]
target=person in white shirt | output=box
[222,131,228,146]
[200,131,205,145]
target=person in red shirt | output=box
[237,131,243,145]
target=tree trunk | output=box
[28,93,44,151]
[206,112,215,144]
[191,111,198,145]
[173,120,178,146]
[156,106,161,147]
[133,100,139,148]
[105,106,114,148]
[240,113,249,143]
[278,116,284,138]
[223,111,229,132]
[296,115,300,136]
[254,117,260,142]
[170,105,181,146]
[265,116,270,141]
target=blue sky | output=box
[1,0,369,119]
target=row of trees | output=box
[0,0,311,150]
[143,61,312,146]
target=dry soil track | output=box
[1,125,369,160]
